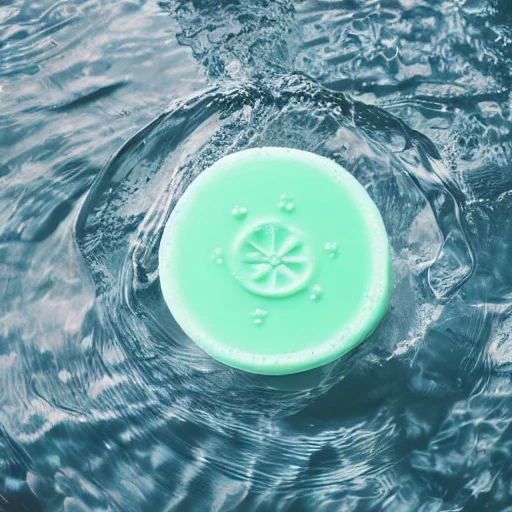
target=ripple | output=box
[1,0,512,510]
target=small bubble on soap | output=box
[310,284,323,301]
[211,248,224,264]
[324,242,338,258]
[231,205,248,219]
[278,194,295,213]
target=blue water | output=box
[1,0,512,510]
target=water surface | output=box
[1,0,512,510]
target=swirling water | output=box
[1,0,512,510]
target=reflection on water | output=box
[1,0,512,510]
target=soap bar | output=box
[159,147,390,375]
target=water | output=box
[1,0,512,510]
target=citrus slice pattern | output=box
[232,221,313,297]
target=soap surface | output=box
[159,147,390,375]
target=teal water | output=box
[1,1,512,510]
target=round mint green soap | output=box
[159,147,390,375]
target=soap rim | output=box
[159,147,391,375]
